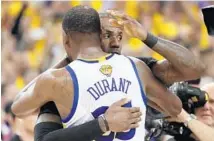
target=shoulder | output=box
[39,68,70,82]
[128,57,154,86]
[128,56,151,72]
[135,57,158,70]
[36,68,73,92]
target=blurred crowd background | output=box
[1,1,214,141]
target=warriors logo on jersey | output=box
[100,65,112,77]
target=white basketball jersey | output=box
[62,53,147,141]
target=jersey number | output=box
[91,102,135,141]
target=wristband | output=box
[143,33,158,48]
[184,114,197,127]
[100,115,110,132]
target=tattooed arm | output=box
[11,69,72,117]
[151,38,206,85]
[133,58,182,117]
[19,56,71,96]
[12,74,54,117]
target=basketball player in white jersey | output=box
[12,6,183,141]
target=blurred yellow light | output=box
[91,0,103,11]
[8,2,22,17]
[70,1,82,7]
[128,38,143,51]
[152,13,164,35]
[15,76,25,90]
[152,51,165,61]
[31,15,41,28]
[200,24,209,50]
[160,22,178,39]
[125,1,139,19]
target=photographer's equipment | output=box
[202,6,214,36]
[145,119,163,141]
[145,82,209,139]
[166,83,208,137]
[170,82,209,114]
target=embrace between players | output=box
[12,6,206,141]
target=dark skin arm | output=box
[133,57,182,117]
[11,72,57,117]
[19,56,71,94]
[151,38,205,85]
[11,56,71,117]
[108,10,206,85]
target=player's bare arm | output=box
[12,56,71,117]
[20,56,71,94]
[151,39,206,85]
[12,73,54,117]
[134,58,182,117]
[107,10,206,85]
[12,68,74,118]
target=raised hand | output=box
[107,10,147,41]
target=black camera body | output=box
[171,82,208,113]
[164,82,208,137]
[145,82,209,140]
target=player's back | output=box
[62,53,147,141]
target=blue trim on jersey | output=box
[62,66,79,123]
[127,57,147,106]
[91,106,108,118]
[106,53,114,60]
[77,53,114,63]
[77,59,98,63]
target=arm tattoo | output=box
[154,38,199,70]
[52,71,72,97]
[153,61,178,85]
[61,73,71,96]
[152,38,205,83]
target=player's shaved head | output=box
[62,5,101,36]
[62,6,102,60]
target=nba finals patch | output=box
[100,65,112,77]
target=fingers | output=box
[128,117,141,129]
[107,10,129,21]
[129,117,141,124]
[112,98,131,106]
[129,123,140,129]
[128,107,140,113]
[108,19,123,27]
[130,111,142,118]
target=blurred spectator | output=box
[2,101,36,141]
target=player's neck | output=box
[72,35,108,60]
[77,46,107,60]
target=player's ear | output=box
[62,30,70,48]
[100,33,102,40]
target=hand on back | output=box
[104,98,142,132]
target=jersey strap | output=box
[77,53,115,63]
[127,57,147,106]
[62,65,79,123]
